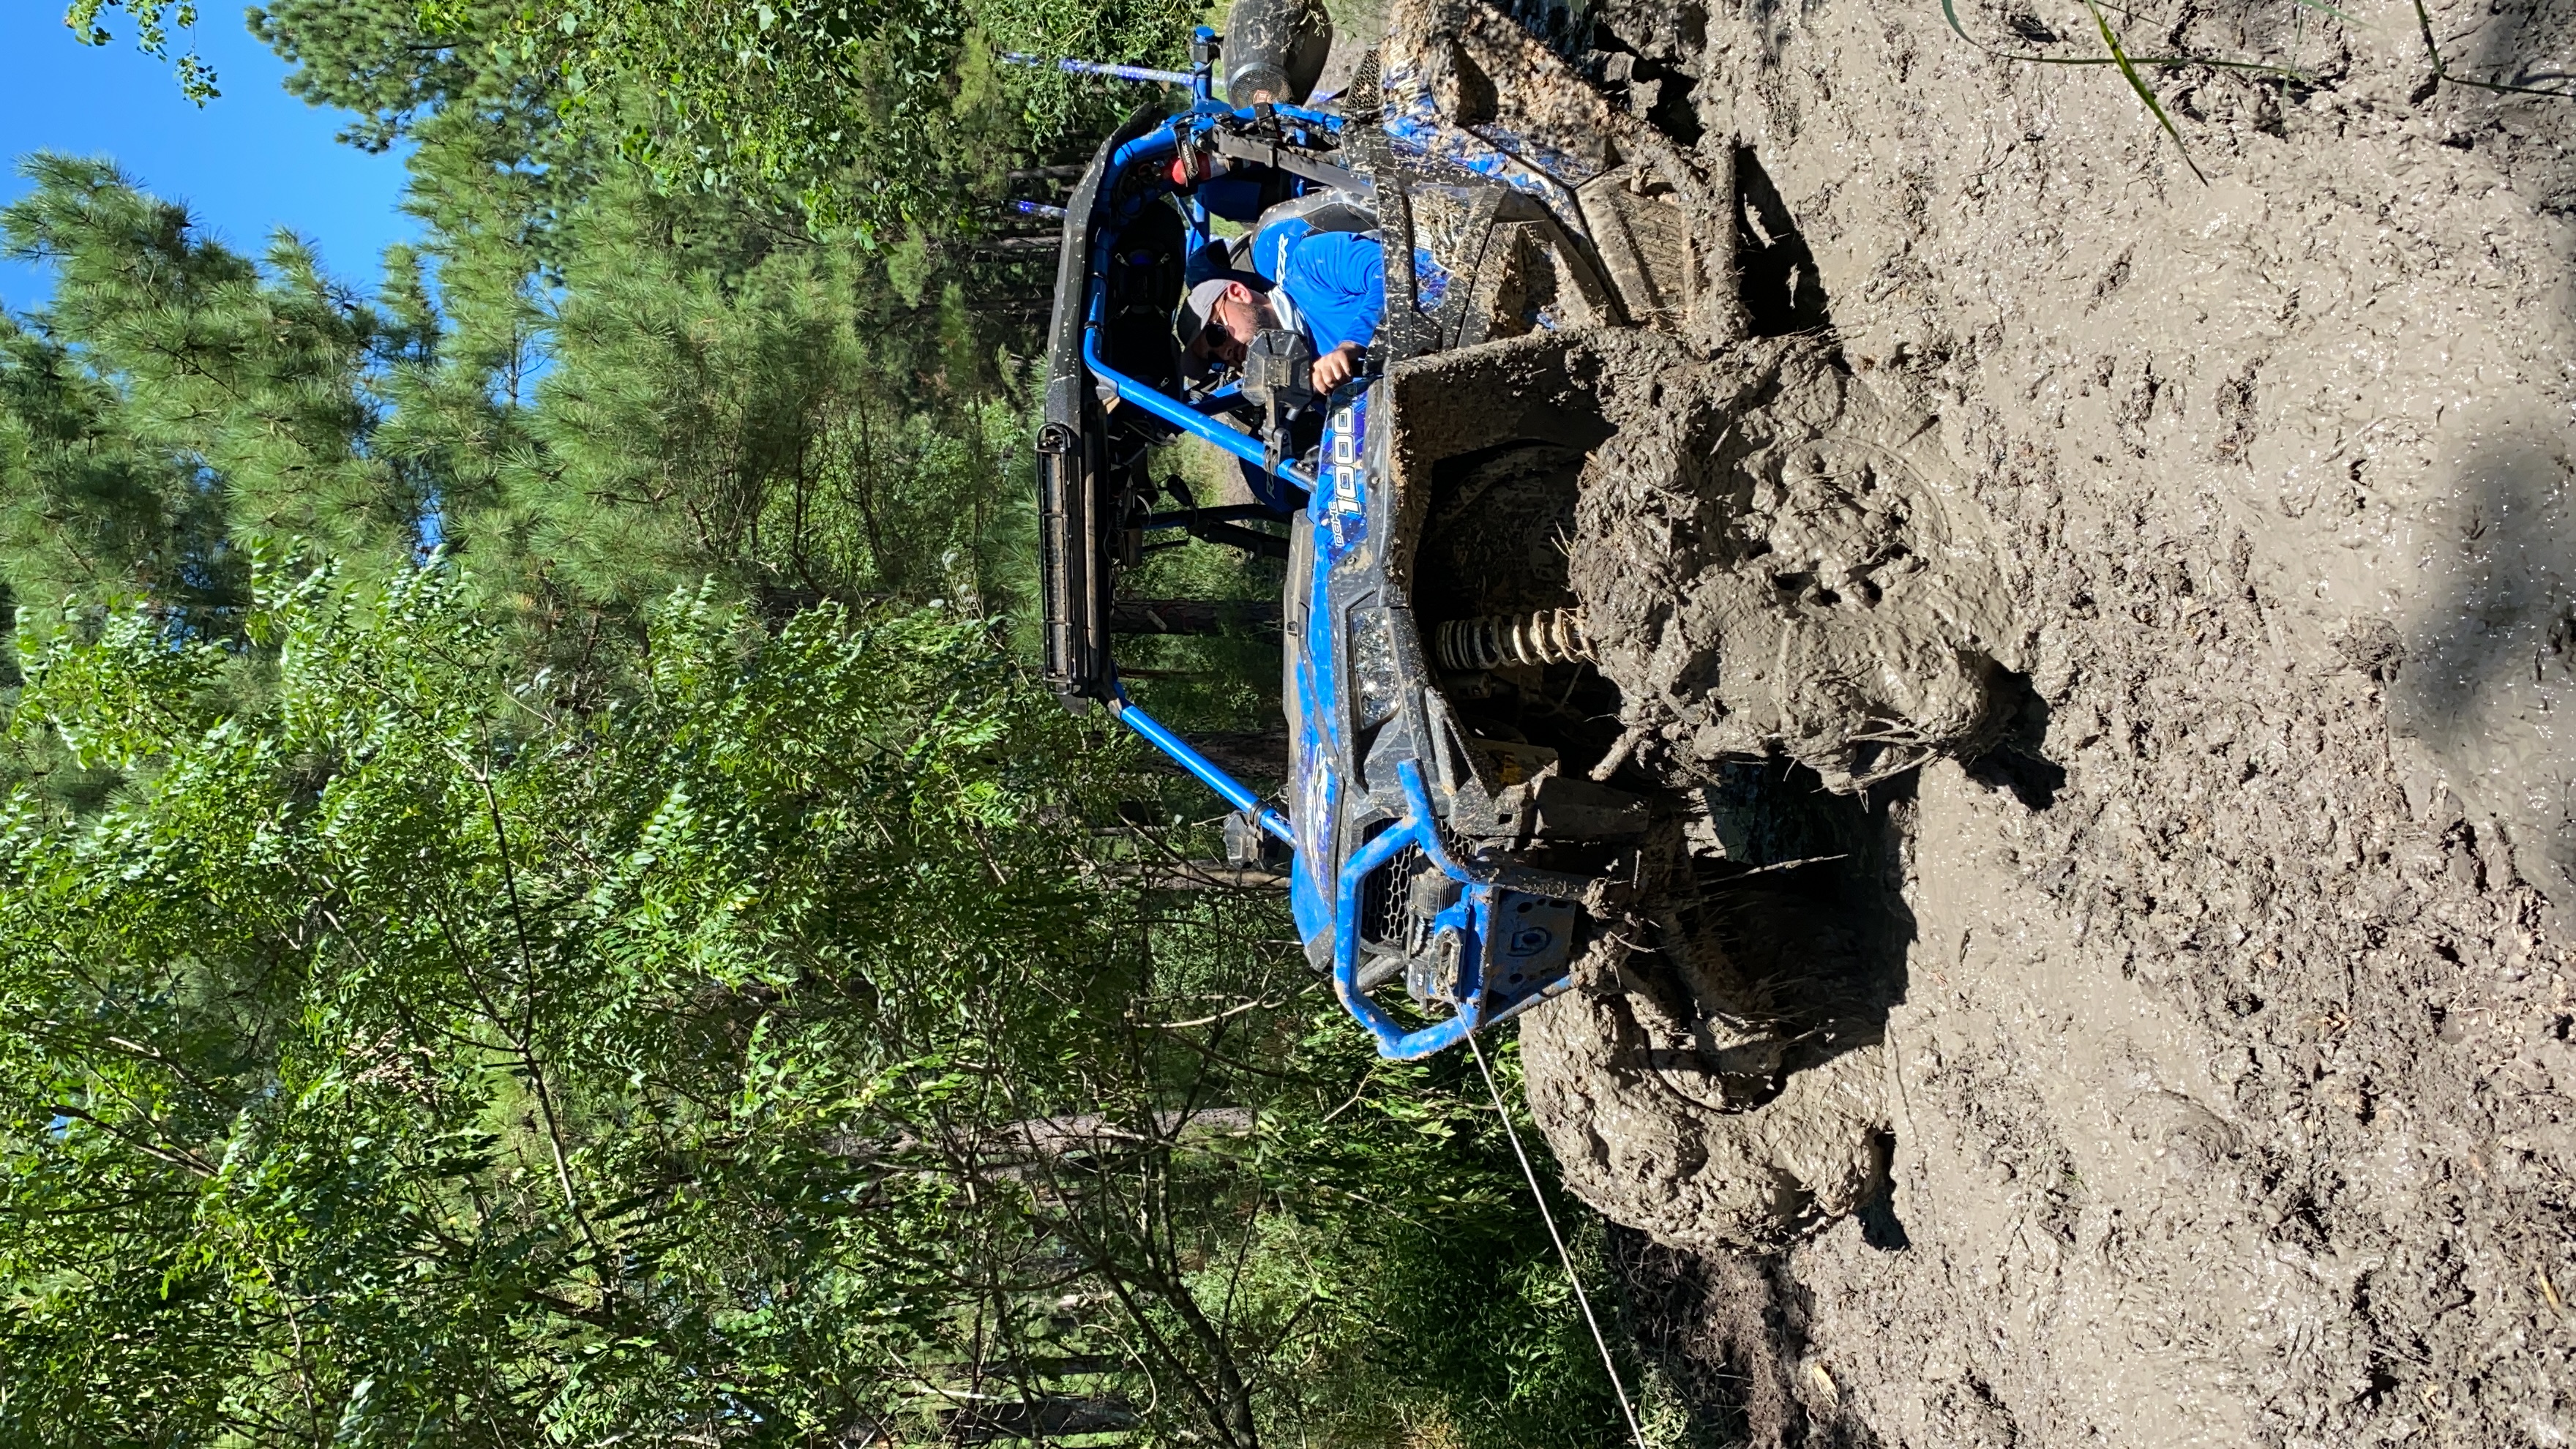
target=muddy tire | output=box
[1414,441,1588,619]
[1564,332,2028,794]
[1521,962,1892,1252]
[1520,831,1897,1251]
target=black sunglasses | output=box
[1191,304,1245,356]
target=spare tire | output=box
[1224,0,1333,104]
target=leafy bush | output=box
[0,559,1620,1446]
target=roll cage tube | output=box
[1006,54,1199,86]
[1004,23,1216,96]
[1107,102,1346,166]
[1101,101,1349,266]
[1109,687,1296,845]
[1080,282,1317,495]
[1077,106,1368,877]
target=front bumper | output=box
[1287,367,1611,1058]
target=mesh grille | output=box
[1341,49,1382,116]
[1358,842,1423,948]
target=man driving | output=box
[1178,227,1385,394]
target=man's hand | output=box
[1311,341,1364,394]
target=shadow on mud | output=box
[1610,1227,1894,1449]
[2386,424,2576,912]
[1961,669,2064,811]
[1735,148,1834,338]
[1671,758,1917,1099]
[2464,0,2576,96]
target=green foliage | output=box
[525,0,1204,235]
[61,0,219,102]
[0,312,236,626]
[0,558,1117,1442]
[0,140,1036,666]
[1117,531,1290,735]
[251,0,529,152]
[510,176,1033,616]
[0,560,1619,1446]
[1223,1019,1632,1448]
[18,0,1088,654]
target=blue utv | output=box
[1037,0,1738,1057]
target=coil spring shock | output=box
[1432,608,1599,672]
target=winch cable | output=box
[1466,1030,1650,1449]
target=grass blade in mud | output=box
[2083,0,2206,183]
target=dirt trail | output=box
[1512,0,2576,1439]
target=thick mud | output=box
[1498,0,2576,1439]
[1567,331,2027,793]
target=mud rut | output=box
[1381,0,2576,1439]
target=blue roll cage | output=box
[1070,33,1332,852]
[1059,34,1585,1057]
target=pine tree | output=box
[0,154,419,617]
[1,23,1038,645]
[0,307,233,623]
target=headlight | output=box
[1347,605,1402,730]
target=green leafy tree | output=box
[251,0,531,154]
[524,0,1199,236]
[61,0,220,102]
[491,168,1032,621]
[0,559,1107,1441]
[0,559,1620,1447]
[0,156,420,621]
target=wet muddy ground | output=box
[1475,0,2576,1438]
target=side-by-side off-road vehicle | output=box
[1038,0,1898,1058]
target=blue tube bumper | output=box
[1330,762,1578,1059]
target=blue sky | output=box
[1,4,417,312]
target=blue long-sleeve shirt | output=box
[1251,223,1385,356]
